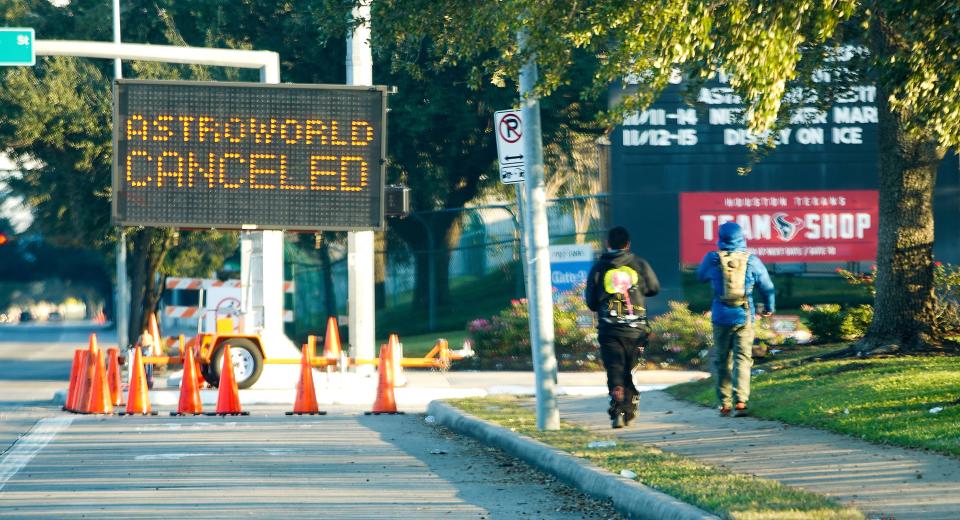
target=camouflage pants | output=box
[712,324,754,406]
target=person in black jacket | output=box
[584,226,660,428]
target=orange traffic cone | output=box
[366,342,403,415]
[84,348,114,415]
[171,346,203,416]
[211,345,248,416]
[387,333,407,387]
[63,349,84,412]
[120,347,155,415]
[148,312,163,357]
[286,342,326,416]
[322,316,342,359]
[106,348,122,406]
[74,335,99,413]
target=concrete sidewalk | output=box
[559,391,960,520]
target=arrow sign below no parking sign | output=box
[494,109,525,184]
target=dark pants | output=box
[599,334,644,419]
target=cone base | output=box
[285,411,328,415]
[118,411,159,416]
[204,412,251,416]
[364,411,405,415]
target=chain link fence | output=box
[289,194,608,339]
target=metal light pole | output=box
[112,0,128,352]
[347,0,377,374]
[517,30,559,430]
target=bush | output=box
[646,301,713,368]
[841,304,873,339]
[465,288,599,370]
[803,304,846,342]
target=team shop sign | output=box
[680,191,878,263]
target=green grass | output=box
[667,352,960,456]
[448,396,862,520]
[383,329,468,358]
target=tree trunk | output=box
[859,37,945,352]
[126,228,174,346]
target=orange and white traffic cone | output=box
[73,335,100,413]
[322,316,342,360]
[171,346,203,416]
[387,333,407,387]
[366,342,403,415]
[286,341,326,416]
[106,347,122,407]
[210,345,248,416]
[148,312,163,357]
[63,349,85,412]
[84,348,114,415]
[120,347,156,415]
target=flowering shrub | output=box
[464,289,599,370]
[646,301,713,368]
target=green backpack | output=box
[718,250,750,307]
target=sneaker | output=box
[719,405,732,416]
[611,412,626,429]
[733,402,748,417]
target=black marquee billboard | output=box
[609,76,960,312]
[113,80,388,231]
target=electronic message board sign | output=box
[113,79,388,230]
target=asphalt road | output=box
[0,324,625,519]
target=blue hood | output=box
[718,222,746,251]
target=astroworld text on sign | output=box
[679,190,879,264]
[113,80,388,231]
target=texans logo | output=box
[773,213,804,241]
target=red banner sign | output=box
[680,190,879,263]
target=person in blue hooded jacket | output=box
[697,221,775,417]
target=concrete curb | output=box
[427,401,718,520]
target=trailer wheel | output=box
[206,339,264,389]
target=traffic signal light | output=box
[0,233,8,246]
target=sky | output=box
[0,154,33,232]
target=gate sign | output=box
[113,80,388,231]
[550,244,595,294]
[493,109,525,184]
[680,190,879,263]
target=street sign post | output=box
[0,28,35,66]
[494,109,526,184]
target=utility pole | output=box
[517,30,559,430]
[347,0,376,374]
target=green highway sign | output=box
[0,28,35,66]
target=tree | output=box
[373,0,960,353]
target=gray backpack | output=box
[718,250,750,307]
